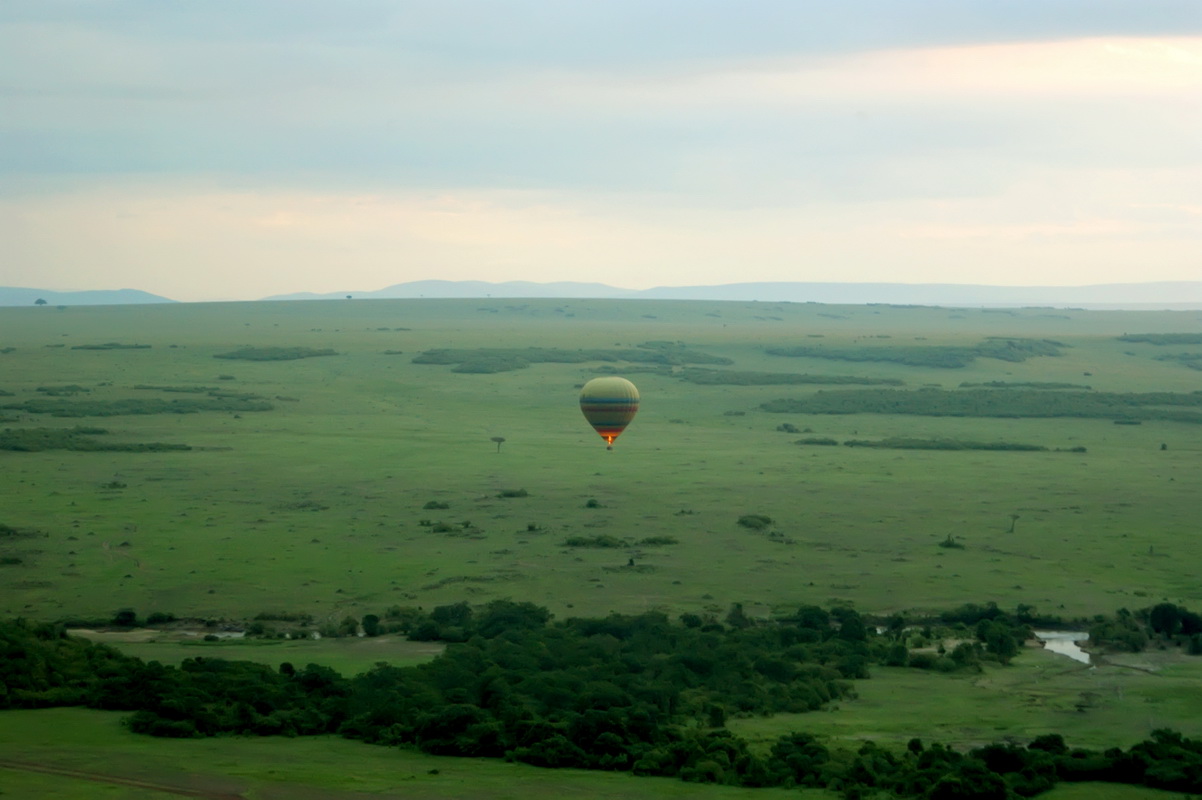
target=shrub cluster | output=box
[413,345,732,374]
[1118,333,1202,345]
[842,438,1052,452]
[765,338,1064,369]
[213,347,337,361]
[678,369,903,386]
[3,394,273,417]
[0,426,191,452]
[70,343,151,350]
[761,388,1202,423]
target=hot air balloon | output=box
[579,376,639,450]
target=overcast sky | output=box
[3,1,1200,301]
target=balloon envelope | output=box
[579,377,639,448]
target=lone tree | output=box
[1007,514,1020,533]
[34,298,47,306]
[490,436,506,453]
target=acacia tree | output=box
[35,298,47,306]
[491,436,505,453]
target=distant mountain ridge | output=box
[0,287,175,307]
[264,280,1202,309]
[4,281,1200,309]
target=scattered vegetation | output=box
[678,369,903,386]
[562,534,629,548]
[132,384,218,393]
[213,346,337,361]
[765,338,1064,369]
[1155,353,1202,371]
[497,488,528,498]
[35,384,91,396]
[0,426,191,452]
[69,342,151,350]
[761,388,1202,423]
[1118,333,1202,345]
[842,438,1058,452]
[794,436,839,446]
[3,395,273,417]
[958,381,1091,390]
[413,345,732,373]
[737,514,773,530]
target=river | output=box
[1034,630,1091,664]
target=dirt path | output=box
[0,758,245,799]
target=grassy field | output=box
[729,644,1202,751]
[2,297,1202,795]
[68,628,445,675]
[2,298,1199,625]
[0,708,819,800]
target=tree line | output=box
[3,601,1202,797]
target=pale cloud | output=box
[3,2,1201,298]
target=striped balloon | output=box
[579,377,640,450]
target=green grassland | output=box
[2,298,1199,625]
[0,708,816,800]
[3,298,1202,795]
[729,645,1202,752]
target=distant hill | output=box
[264,280,636,301]
[263,280,1202,309]
[0,287,175,307]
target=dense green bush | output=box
[765,338,1064,369]
[4,609,1202,796]
[1118,333,1202,345]
[213,347,337,361]
[0,426,191,452]
[843,438,1048,452]
[761,388,1202,423]
[414,345,732,373]
[3,395,272,417]
[679,369,902,386]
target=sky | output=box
[2,1,1201,302]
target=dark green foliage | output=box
[678,369,903,386]
[1118,333,1202,345]
[4,395,272,417]
[737,514,773,530]
[844,437,1048,451]
[765,338,1064,369]
[794,437,839,446]
[133,385,218,393]
[4,616,1202,795]
[0,426,191,452]
[584,498,602,508]
[36,384,91,396]
[213,347,337,361]
[637,536,679,546]
[423,500,450,510]
[497,488,528,498]
[70,342,151,350]
[761,388,1202,423]
[959,381,1090,390]
[1154,352,1202,371]
[413,345,732,373]
[1089,610,1149,653]
[562,535,629,548]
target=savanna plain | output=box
[2,297,1201,799]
